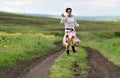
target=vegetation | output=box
[0,12,120,77]
[0,12,62,68]
[0,32,58,68]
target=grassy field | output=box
[78,20,120,66]
[0,12,62,68]
[0,32,58,68]
[0,12,120,77]
[79,25,120,67]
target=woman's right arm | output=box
[60,13,66,24]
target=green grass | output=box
[78,27,120,67]
[0,32,60,68]
[50,47,89,78]
[79,30,120,67]
[0,12,61,34]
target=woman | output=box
[60,7,80,54]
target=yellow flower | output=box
[35,33,55,38]
[4,45,7,48]
[0,32,22,38]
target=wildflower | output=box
[4,45,7,48]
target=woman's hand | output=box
[75,22,80,27]
[76,24,79,27]
[61,13,65,17]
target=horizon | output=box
[1,11,120,17]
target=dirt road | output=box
[1,46,120,78]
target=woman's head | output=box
[66,8,72,12]
[65,8,72,16]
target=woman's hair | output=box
[65,8,72,12]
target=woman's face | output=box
[67,10,72,15]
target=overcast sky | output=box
[0,0,120,16]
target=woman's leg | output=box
[65,33,70,54]
[66,44,69,54]
[69,36,76,53]
[69,37,74,46]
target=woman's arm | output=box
[60,17,66,24]
[74,16,80,27]
[60,13,66,24]
[74,16,79,27]
[75,21,79,27]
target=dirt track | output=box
[82,47,120,78]
[20,47,120,78]
[0,45,120,78]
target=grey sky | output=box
[0,0,120,16]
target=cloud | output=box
[62,0,120,16]
[2,1,25,6]
[65,0,119,10]
[87,0,119,9]
[0,0,67,14]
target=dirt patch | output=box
[0,42,65,78]
[81,47,120,78]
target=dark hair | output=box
[65,8,72,12]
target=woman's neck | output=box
[67,14,72,17]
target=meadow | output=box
[0,12,120,77]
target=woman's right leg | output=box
[64,30,70,54]
[66,44,69,54]
[69,36,77,53]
